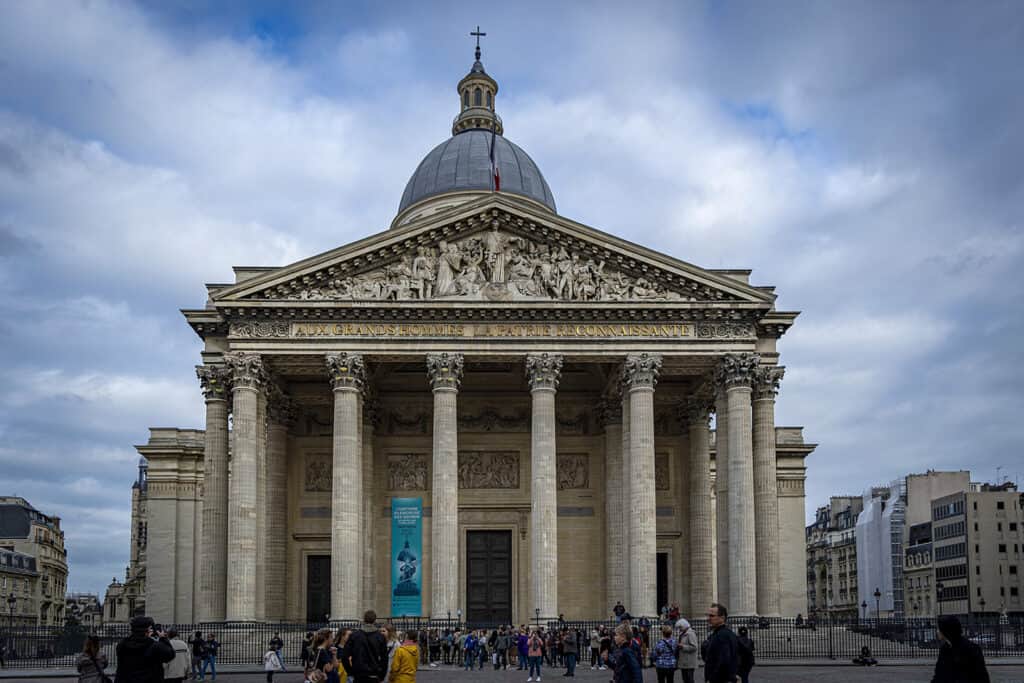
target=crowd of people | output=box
[70,603,992,683]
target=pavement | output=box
[3,663,1024,682]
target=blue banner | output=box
[391,497,423,616]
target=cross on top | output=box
[470,25,486,60]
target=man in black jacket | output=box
[700,603,738,683]
[114,616,176,683]
[932,615,990,683]
[343,610,388,683]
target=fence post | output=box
[827,613,834,660]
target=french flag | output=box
[490,120,501,192]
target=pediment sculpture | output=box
[264,226,691,303]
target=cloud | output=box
[1,0,1021,594]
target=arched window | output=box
[486,91,492,108]
[463,90,469,109]
[474,88,482,106]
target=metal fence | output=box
[1,615,1022,669]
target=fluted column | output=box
[254,390,267,620]
[427,352,463,617]
[620,391,632,609]
[225,352,265,621]
[265,387,295,620]
[683,397,714,614]
[326,352,365,620]
[713,387,729,607]
[196,364,231,622]
[623,353,662,617]
[526,353,562,618]
[753,366,784,615]
[719,353,760,615]
[362,396,379,611]
[600,397,626,613]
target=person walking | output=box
[604,623,642,683]
[931,615,990,683]
[114,616,175,683]
[269,632,286,673]
[388,630,419,683]
[263,646,284,683]
[200,634,219,681]
[187,631,205,681]
[736,627,755,683]
[346,611,388,683]
[163,629,191,683]
[381,624,400,681]
[496,628,510,670]
[588,628,600,670]
[674,619,698,683]
[561,627,578,677]
[301,632,314,670]
[517,628,530,671]
[76,635,109,683]
[700,604,738,683]
[462,630,477,671]
[651,625,678,683]
[598,627,612,671]
[527,629,544,682]
[310,628,337,683]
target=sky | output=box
[1,1,1022,597]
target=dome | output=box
[397,129,557,218]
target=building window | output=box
[975,523,979,531]
[474,88,482,106]
[1011,566,1018,575]
[997,501,1005,510]
[999,544,1008,553]
[999,522,1003,531]
[486,91,492,108]
[463,91,469,108]
[1013,587,1020,597]
[1011,523,1018,531]
[977,565,981,575]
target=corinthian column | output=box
[753,366,784,615]
[623,353,662,617]
[265,386,296,621]
[196,364,230,622]
[600,397,626,613]
[683,397,714,614]
[326,352,365,620]
[718,353,760,615]
[713,387,729,607]
[427,352,463,617]
[526,353,563,618]
[362,396,380,611]
[225,352,265,621]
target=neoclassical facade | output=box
[139,48,815,625]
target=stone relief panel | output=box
[387,453,429,491]
[383,409,431,435]
[655,453,671,491]
[458,451,520,489]
[458,405,529,432]
[260,226,693,303]
[557,453,590,490]
[304,452,332,492]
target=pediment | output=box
[214,195,774,306]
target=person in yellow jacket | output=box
[388,630,420,683]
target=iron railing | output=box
[0,615,1021,669]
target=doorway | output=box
[306,555,331,623]
[466,530,513,625]
[657,552,669,614]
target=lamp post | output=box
[456,608,462,627]
[873,588,881,620]
[534,608,541,630]
[936,582,944,616]
[6,592,15,655]
[860,600,867,621]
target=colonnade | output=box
[194,350,784,621]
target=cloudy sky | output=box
[1,1,1022,596]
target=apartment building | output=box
[806,496,863,617]
[0,497,68,626]
[0,548,40,626]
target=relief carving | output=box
[458,451,520,489]
[655,453,670,490]
[304,453,332,492]
[384,410,431,435]
[458,405,529,432]
[557,453,590,490]
[388,453,429,491]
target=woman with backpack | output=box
[650,625,678,683]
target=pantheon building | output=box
[136,47,815,625]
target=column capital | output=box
[225,352,266,391]
[266,384,298,427]
[621,353,662,390]
[196,364,231,401]
[679,396,713,428]
[326,352,365,392]
[426,352,464,391]
[715,352,760,390]
[753,366,785,400]
[525,353,563,391]
[597,397,623,427]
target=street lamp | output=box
[979,596,986,616]
[936,582,944,616]
[860,600,867,621]
[6,592,15,626]
[873,588,881,619]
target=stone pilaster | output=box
[526,353,562,618]
[753,366,784,615]
[326,352,365,620]
[362,395,380,611]
[718,352,760,615]
[622,353,662,617]
[224,352,264,621]
[427,352,463,617]
[265,386,296,621]
[196,364,230,622]
[683,397,714,615]
[600,397,626,613]
[713,387,729,607]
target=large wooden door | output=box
[657,552,669,614]
[466,530,513,625]
[306,555,331,623]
